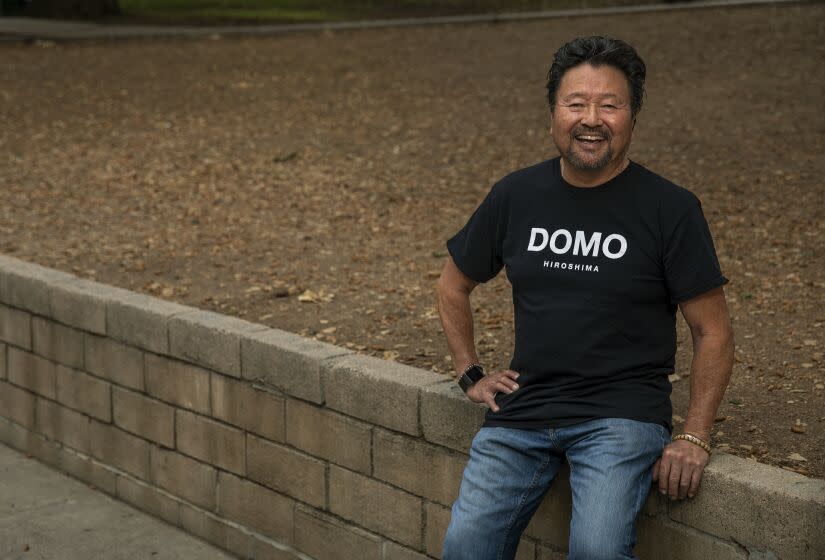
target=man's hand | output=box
[465,369,520,412]
[651,439,710,500]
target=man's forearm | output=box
[436,285,480,376]
[682,332,735,441]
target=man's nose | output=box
[580,104,602,127]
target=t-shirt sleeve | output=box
[663,195,729,304]
[446,184,505,283]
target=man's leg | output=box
[442,426,564,560]
[561,418,670,560]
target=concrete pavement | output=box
[0,442,237,560]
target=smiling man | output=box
[436,36,734,559]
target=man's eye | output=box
[602,104,617,110]
[569,103,584,108]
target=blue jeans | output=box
[442,418,671,560]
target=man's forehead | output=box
[560,91,626,101]
[557,64,631,99]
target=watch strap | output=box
[457,364,485,393]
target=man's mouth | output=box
[574,134,607,144]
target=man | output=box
[436,36,734,560]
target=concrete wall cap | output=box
[241,328,351,403]
[106,291,194,354]
[320,353,443,436]
[703,452,825,504]
[243,327,353,358]
[421,378,472,401]
[171,309,270,334]
[112,290,196,317]
[0,255,77,283]
[419,380,487,453]
[322,352,445,389]
[0,254,77,314]
[49,276,137,334]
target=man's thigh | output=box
[563,418,670,560]
[443,426,564,560]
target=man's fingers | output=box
[480,371,519,394]
[678,467,692,499]
[657,458,671,495]
[503,369,521,380]
[668,464,682,500]
[688,468,702,498]
[484,390,500,412]
[495,380,518,393]
[467,370,521,412]
[657,441,710,500]
[495,370,520,388]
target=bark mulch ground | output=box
[2,3,823,479]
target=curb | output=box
[0,0,807,43]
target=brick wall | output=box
[0,255,822,560]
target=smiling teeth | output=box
[578,136,603,140]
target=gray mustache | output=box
[572,129,609,140]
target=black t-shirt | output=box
[446,157,729,433]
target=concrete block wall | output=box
[0,254,822,560]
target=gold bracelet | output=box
[672,433,712,455]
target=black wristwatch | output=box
[457,363,485,393]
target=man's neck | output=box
[561,157,630,188]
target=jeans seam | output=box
[622,431,665,557]
[624,455,656,557]
[626,478,644,555]
[497,448,552,560]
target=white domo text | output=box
[527,228,627,260]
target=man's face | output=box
[550,63,634,172]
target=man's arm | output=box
[435,256,480,377]
[680,286,735,442]
[653,285,735,500]
[435,256,519,412]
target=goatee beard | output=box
[564,143,613,171]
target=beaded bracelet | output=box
[672,433,712,455]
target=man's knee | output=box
[441,523,469,560]
[442,517,497,560]
[568,539,629,560]
[442,501,524,560]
